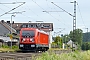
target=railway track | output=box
[0,52,41,60]
[0,50,72,60]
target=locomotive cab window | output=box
[22,30,35,38]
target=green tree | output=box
[69,29,83,46]
[82,42,90,50]
[54,36,62,48]
[61,34,70,44]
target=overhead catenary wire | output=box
[0,2,25,4]
[25,5,45,21]
[0,1,73,30]
[77,2,86,28]
[0,2,25,17]
[32,0,69,28]
[32,0,71,29]
[15,2,45,21]
[43,10,71,29]
[12,0,46,22]
[0,3,12,14]
[0,2,33,21]
[32,0,59,21]
[0,3,11,9]
[0,8,6,12]
[0,2,7,12]
[49,2,72,29]
[51,2,73,17]
[49,1,72,27]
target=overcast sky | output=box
[0,0,90,36]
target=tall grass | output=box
[36,50,90,60]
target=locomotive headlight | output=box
[22,38,25,42]
[30,38,34,42]
[30,38,33,41]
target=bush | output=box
[82,42,90,50]
[51,42,58,48]
[2,45,9,48]
[12,45,19,49]
[2,45,19,50]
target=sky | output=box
[0,0,90,36]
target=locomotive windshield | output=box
[22,30,35,38]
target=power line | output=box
[43,11,63,12]
[0,2,17,4]
[46,0,51,9]
[0,2,25,4]
[52,3,71,28]
[32,0,71,29]
[25,5,45,21]
[0,1,34,21]
[0,3,11,9]
[51,2,72,3]
[43,0,65,25]
[43,10,71,28]
[77,2,86,28]
[51,2,73,17]
[48,1,71,27]
[0,2,25,17]
[32,0,45,10]
[51,1,77,51]
[8,11,25,14]
[0,8,5,12]
[51,2,75,30]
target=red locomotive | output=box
[19,28,49,52]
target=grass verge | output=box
[36,50,90,60]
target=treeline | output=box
[52,29,90,50]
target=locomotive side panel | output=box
[39,32,49,45]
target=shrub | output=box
[2,45,9,48]
[12,45,19,49]
[82,42,90,50]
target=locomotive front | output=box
[19,28,37,51]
